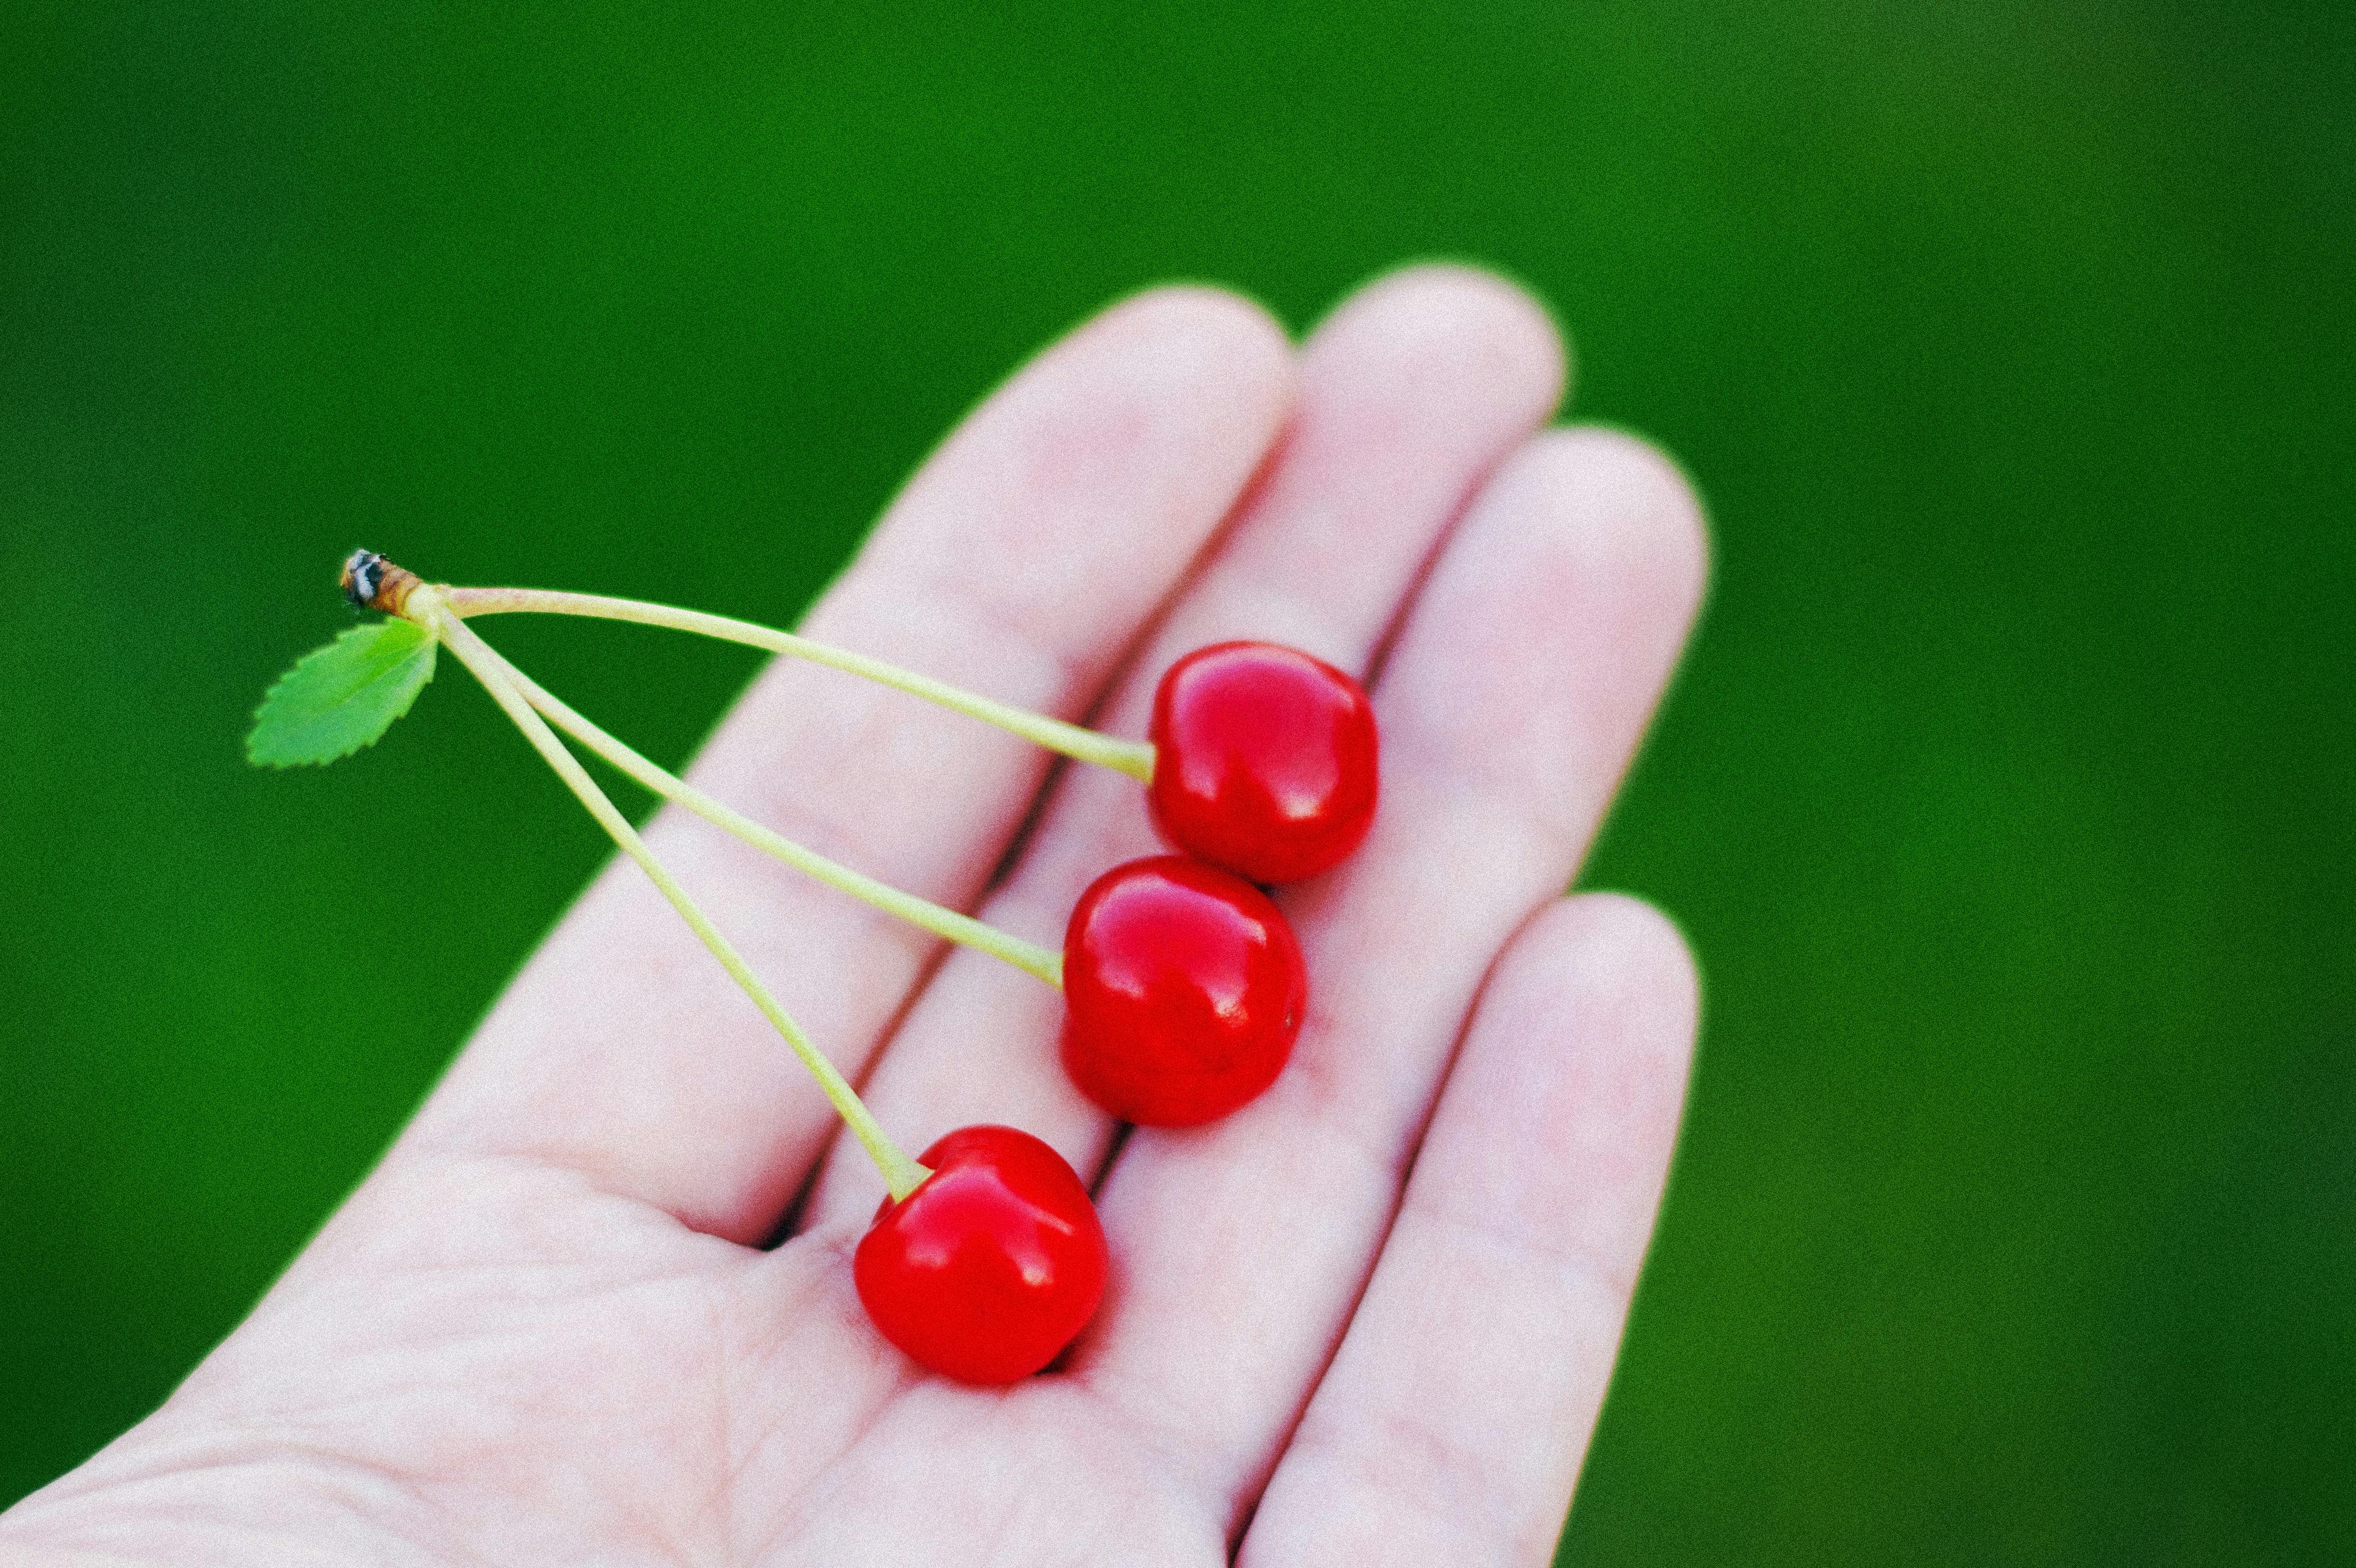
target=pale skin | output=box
[1,266,1708,1566]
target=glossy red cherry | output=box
[853,1124,1108,1384]
[1147,641,1378,884]
[1060,854,1306,1126]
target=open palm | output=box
[4,267,1706,1566]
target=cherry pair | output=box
[868,850,1311,1387]
[966,638,1379,1128]
[1051,639,1377,1124]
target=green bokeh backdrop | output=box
[4,1,2350,1560]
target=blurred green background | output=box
[3,0,2350,1559]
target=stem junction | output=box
[412,584,930,1202]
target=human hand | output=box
[1,266,1706,1566]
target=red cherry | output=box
[1147,641,1378,884]
[1060,855,1306,1126]
[853,1124,1108,1385]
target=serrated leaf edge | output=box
[246,622,440,768]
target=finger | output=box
[798,264,1568,1232]
[1238,895,1697,1567]
[1080,428,1707,1500]
[400,288,1293,1242]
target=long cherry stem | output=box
[442,585,1158,783]
[417,588,931,1201]
[475,638,1065,987]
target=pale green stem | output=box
[417,589,930,1202]
[477,639,1065,987]
[442,585,1159,784]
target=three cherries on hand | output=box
[860,640,1376,1385]
[326,556,1378,1385]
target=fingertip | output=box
[1540,891,1702,1072]
[1507,425,1712,640]
[1089,283,1297,428]
[1312,262,1569,429]
[1380,425,1707,843]
[1456,893,1698,1296]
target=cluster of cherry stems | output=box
[352,553,1378,1384]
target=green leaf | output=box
[247,619,438,767]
